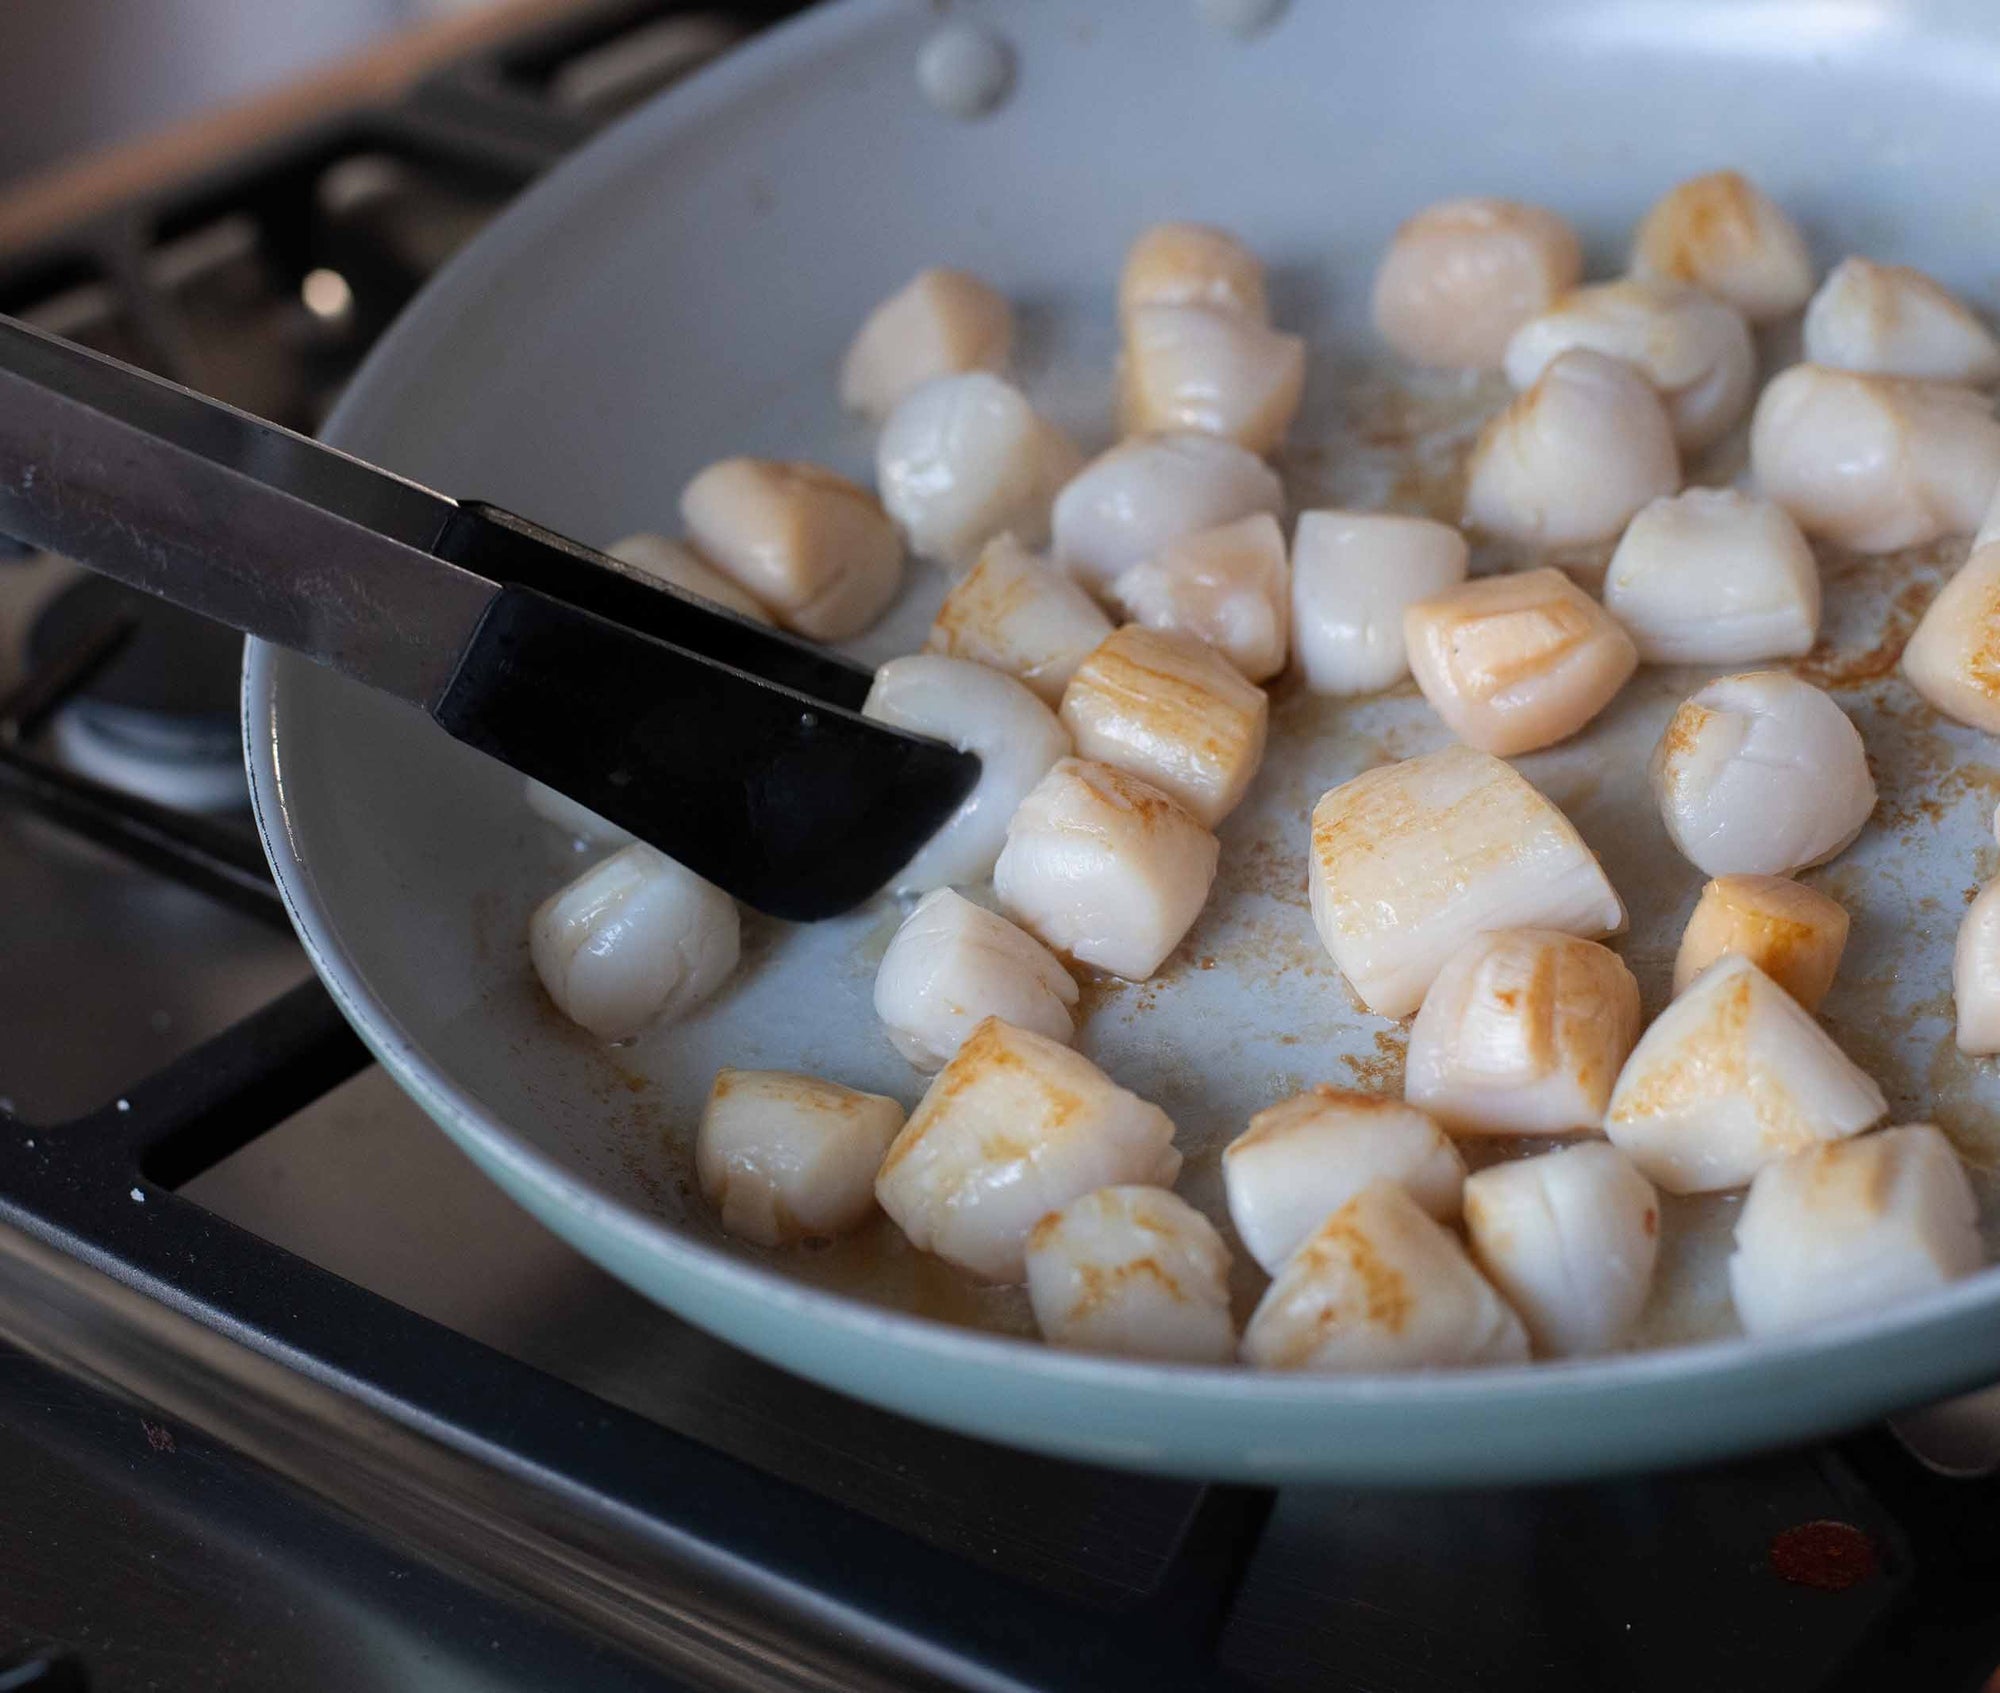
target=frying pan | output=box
[243,0,2000,1483]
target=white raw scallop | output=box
[1370,196,1582,371]
[1240,1182,1530,1371]
[994,757,1219,982]
[1057,624,1269,827]
[1289,511,1468,695]
[1502,278,1756,452]
[1902,542,2000,735]
[1402,567,1638,758]
[1120,304,1306,457]
[679,457,902,640]
[1462,349,1681,549]
[1749,365,2000,553]
[1801,257,2000,385]
[528,844,739,1043]
[1602,489,1819,666]
[1309,744,1626,1019]
[523,778,633,849]
[1119,221,1269,322]
[1403,929,1642,1137]
[1953,878,2000,1055]
[697,1069,904,1248]
[1463,1143,1660,1358]
[1222,1087,1465,1275]
[606,531,773,623]
[876,373,1082,567]
[1025,1186,1235,1363]
[873,888,1078,1071]
[1729,1125,1982,1338]
[839,267,1012,420]
[1051,432,1284,595]
[1651,670,1875,878]
[1110,512,1290,683]
[1604,954,1886,1194]
[1629,169,1815,324]
[926,534,1113,705]
[875,1016,1182,1282]
[862,655,1070,895]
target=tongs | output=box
[0,315,977,919]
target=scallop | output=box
[1604,954,1886,1194]
[1601,489,1820,666]
[1749,365,2000,553]
[1404,929,1642,1137]
[994,757,1220,981]
[925,533,1114,705]
[528,844,739,1043]
[1120,304,1306,457]
[1050,432,1285,596]
[679,457,902,640]
[1651,671,1875,878]
[1729,1125,1982,1338]
[1801,257,2000,385]
[1462,1143,1660,1358]
[1119,222,1269,323]
[1309,745,1626,1019]
[523,778,633,849]
[1462,349,1681,549]
[873,888,1078,1071]
[1240,1182,1530,1371]
[1370,196,1583,370]
[1024,1186,1235,1363]
[1222,1087,1465,1275]
[1289,511,1469,695]
[839,267,1013,421]
[1953,879,2000,1055]
[697,1068,905,1248]
[1110,512,1290,683]
[861,654,1070,894]
[1902,542,2000,735]
[1980,483,2000,552]
[1630,169,1814,324]
[1502,278,1756,452]
[875,1016,1182,1282]
[1058,624,1268,827]
[1674,874,1849,1012]
[875,373,1082,566]
[1403,566,1638,757]
[605,531,774,623]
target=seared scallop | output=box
[1604,954,1886,1194]
[1601,489,1819,666]
[1729,1125,1982,1337]
[1903,543,2000,735]
[1222,1087,1465,1274]
[1953,879,2000,1055]
[1120,304,1306,456]
[697,1069,904,1247]
[873,888,1078,1071]
[1651,671,1875,878]
[1629,169,1814,323]
[994,758,1220,981]
[1289,511,1469,695]
[926,534,1114,705]
[1058,624,1269,827]
[1801,257,2000,385]
[1404,929,1642,1137]
[875,1016,1181,1282]
[1025,1186,1235,1363]
[1309,745,1626,1019]
[606,531,774,623]
[529,844,739,1043]
[1119,222,1269,323]
[1673,875,1849,1012]
[1371,197,1583,370]
[1403,566,1638,757]
[840,267,1013,420]
[862,655,1070,894]
[1110,513,1290,683]
[1463,1143,1660,1357]
[1240,1182,1530,1371]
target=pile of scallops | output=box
[521,169,2000,1374]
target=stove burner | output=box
[28,576,246,811]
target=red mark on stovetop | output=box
[1768,1519,1877,1591]
[141,1419,176,1454]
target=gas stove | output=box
[0,6,1998,1689]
